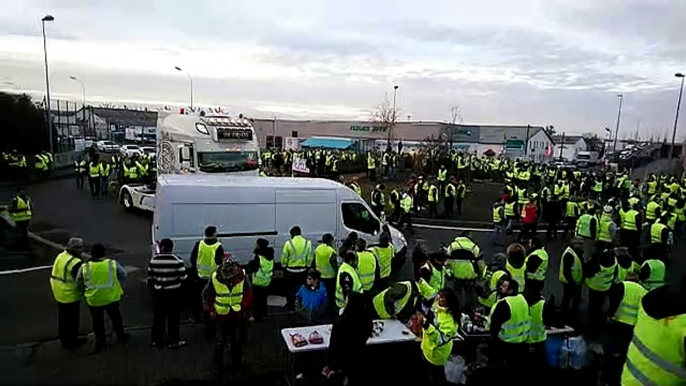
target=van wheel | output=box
[122,191,133,211]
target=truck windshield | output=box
[197,151,259,173]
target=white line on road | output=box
[0,265,52,275]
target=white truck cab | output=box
[152,175,408,272]
[119,112,260,212]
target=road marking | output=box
[124,265,140,274]
[0,265,52,275]
[413,223,548,233]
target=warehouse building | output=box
[252,119,555,161]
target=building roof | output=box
[300,137,355,149]
[90,107,158,127]
[552,135,584,145]
[475,125,548,144]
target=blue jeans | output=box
[491,223,504,245]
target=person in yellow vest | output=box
[437,164,448,195]
[638,255,666,291]
[8,187,32,250]
[524,279,551,373]
[619,201,642,256]
[427,179,439,219]
[524,236,548,293]
[202,258,252,375]
[99,158,111,196]
[313,233,338,310]
[650,214,670,258]
[76,243,129,350]
[190,226,225,323]
[603,273,648,384]
[614,246,640,284]
[420,287,460,385]
[491,199,506,246]
[620,282,686,386]
[505,243,527,293]
[417,252,449,301]
[335,251,363,310]
[370,183,386,219]
[367,152,376,182]
[281,226,313,311]
[488,278,531,366]
[34,153,48,179]
[50,237,86,349]
[447,231,483,308]
[575,206,598,260]
[399,189,413,230]
[596,205,618,252]
[585,249,617,338]
[444,177,457,219]
[559,239,584,326]
[354,239,378,292]
[74,156,87,191]
[245,238,274,322]
[369,232,394,286]
[475,253,509,311]
[455,179,467,216]
[348,176,362,196]
[88,157,101,197]
[372,281,419,321]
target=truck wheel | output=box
[122,191,133,211]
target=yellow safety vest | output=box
[371,245,394,279]
[478,270,506,308]
[428,185,438,202]
[252,255,273,287]
[506,260,526,292]
[438,169,447,181]
[575,214,594,238]
[586,260,617,292]
[9,196,32,222]
[417,262,446,299]
[597,218,614,242]
[356,251,377,291]
[197,241,221,279]
[621,210,639,231]
[282,236,312,268]
[489,294,531,343]
[88,163,100,178]
[212,274,244,314]
[621,307,686,385]
[372,281,412,319]
[81,259,123,307]
[504,202,516,218]
[50,251,83,303]
[335,263,363,308]
[527,299,546,344]
[421,305,458,366]
[525,249,549,281]
[651,223,667,244]
[314,244,337,279]
[612,281,648,326]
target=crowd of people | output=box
[0,149,54,181]
[72,150,157,197]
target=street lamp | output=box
[174,66,194,110]
[669,73,685,169]
[42,14,55,152]
[613,94,623,152]
[388,85,398,143]
[69,76,86,105]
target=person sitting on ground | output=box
[295,268,328,325]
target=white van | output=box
[152,174,408,272]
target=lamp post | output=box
[388,85,398,143]
[69,76,87,139]
[42,14,55,152]
[174,66,194,110]
[669,73,685,170]
[613,94,623,151]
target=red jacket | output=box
[522,204,538,225]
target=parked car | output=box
[141,146,156,158]
[96,140,120,153]
[120,144,143,157]
[574,151,600,168]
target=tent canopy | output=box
[300,137,354,150]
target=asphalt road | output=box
[1,170,684,347]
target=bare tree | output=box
[448,103,464,148]
[370,92,400,142]
[544,125,556,136]
[99,102,115,109]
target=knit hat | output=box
[603,205,613,214]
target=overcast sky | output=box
[1,0,685,138]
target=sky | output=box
[1,0,685,139]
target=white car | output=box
[141,146,156,158]
[96,140,120,153]
[120,144,143,157]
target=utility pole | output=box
[613,94,624,151]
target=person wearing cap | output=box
[76,243,129,350]
[189,226,225,323]
[597,205,618,252]
[50,237,86,349]
[202,258,252,375]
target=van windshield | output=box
[576,154,590,160]
[197,151,259,173]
